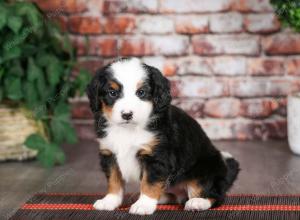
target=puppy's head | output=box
[86,58,171,127]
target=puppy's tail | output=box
[221,151,240,189]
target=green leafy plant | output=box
[0,1,91,167]
[271,0,300,32]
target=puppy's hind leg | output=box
[159,185,188,205]
[184,180,215,211]
[158,192,177,204]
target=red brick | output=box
[209,12,243,33]
[262,34,300,55]
[233,117,286,140]
[247,58,284,75]
[212,57,246,75]
[160,0,231,13]
[69,16,102,34]
[177,57,247,76]
[292,79,300,93]
[175,77,228,98]
[263,117,287,139]
[74,37,117,57]
[244,14,280,33]
[72,101,93,119]
[196,118,241,140]
[85,0,103,13]
[120,38,153,56]
[77,59,104,74]
[175,16,209,34]
[230,78,290,98]
[231,0,273,12]
[120,36,189,56]
[276,98,287,116]
[103,0,158,14]
[200,118,257,140]
[176,57,212,75]
[72,37,87,56]
[172,99,204,118]
[32,0,87,13]
[163,62,177,76]
[90,38,117,57]
[142,57,177,76]
[197,117,286,140]
[192,35,260,55]
[169,79,181,98]
[240,99,279,119]
[287,59,300,75]
[139,16,174,34]
[204,98,240,118]
[104,16,135,34]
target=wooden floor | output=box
[1,140,300,219]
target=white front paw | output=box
[93,194,122,211]
[129,194,157,215]
[184,198,212,211]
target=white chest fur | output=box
[99,125,155,183]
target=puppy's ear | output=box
[86,67,108,114]
[146,64,172,113]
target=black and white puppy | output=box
[86,57,239,215]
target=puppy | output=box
[87,57,239,215]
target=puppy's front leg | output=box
[129,171,164,215]
[94,151,124,211]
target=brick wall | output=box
[33,0,300,140]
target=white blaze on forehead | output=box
[108,57,153,127]
[110,58,146,90]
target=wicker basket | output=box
[0,105,39,161]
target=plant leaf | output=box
[64,122,77,144]
[0,88,3,102]
[54,147,66,165]
[3,46,21,61]
[4,76,23,100]
[36,73,48,102]
[54,102,70,119]
[8,60,23,76]
[37,145,55,168]
[24,134,47,151]
[0,7,7,30]
[74,69,92,96]
[50,103,73,143]
[24,81,39,107]
[0,67,5,80]
[46,57,63,86]
[27,58,42,81]
[15,2,41,28]
[7,16,23,34]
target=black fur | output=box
[99,152,118,179]
[87,58,240,207]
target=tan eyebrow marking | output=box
[136,80,144,90]
[109,81,120,90]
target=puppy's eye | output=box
[136,89,146,98]
[108,90,118,98]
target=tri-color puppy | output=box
[86,57,239,215]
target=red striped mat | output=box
[10,193,300,220]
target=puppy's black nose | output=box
[121,111,133,121]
